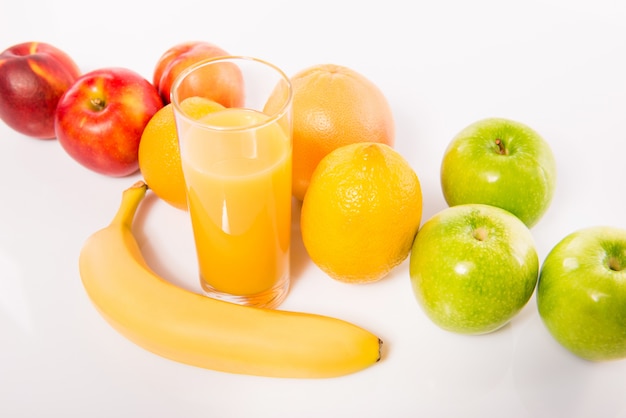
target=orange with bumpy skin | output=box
[266,64,395,201]
[301,142,422,283]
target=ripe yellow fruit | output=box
[301,142,422,283]
[79,181,383,378]
[138,97,224,210]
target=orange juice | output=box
[180,108,292,301]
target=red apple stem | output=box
[90,97,106,112]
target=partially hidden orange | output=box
[138,97,224,210]
[266,63,395,201]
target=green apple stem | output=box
[473,227,488,241]
[495,139,508,155]
[608,256,624,272]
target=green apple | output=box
[440,117,557,228]
[409,203,539,334]
[537,226,626,361]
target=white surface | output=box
[1,1,626,417]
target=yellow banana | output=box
[79,181,382,378]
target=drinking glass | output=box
[171,56,293,309]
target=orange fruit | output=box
[267,64,395,201]
[138,97,224,210]
[300,142,422,283]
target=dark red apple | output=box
[0,41,81,139]
[55,67,163,177]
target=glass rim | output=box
[170,55,293,132]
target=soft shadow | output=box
[130,192,200,293]
[289,197,311,286]
[131,189,158,236]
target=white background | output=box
[1,1,626,417]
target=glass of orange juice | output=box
[171,56,293,309]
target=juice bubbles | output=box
[180,108,292,306]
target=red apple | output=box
[152,41,243,107]
[0,41,81,139]
[55,67,163,177]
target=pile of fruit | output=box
[1,40,625,378]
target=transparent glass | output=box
[171,56,293,309]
